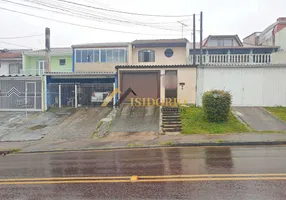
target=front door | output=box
[165,70,177,100]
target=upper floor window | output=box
[138,50,155,62]
[75,49,127,63]
[59,58,66,66]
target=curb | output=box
[14,140,286,154]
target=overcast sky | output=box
[0,0,285,49]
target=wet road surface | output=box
[1,146,286,199]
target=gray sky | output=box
[0,0,285,49]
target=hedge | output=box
[202,90,232,122]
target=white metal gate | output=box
[197,65,286,107]
[0,77,42,111]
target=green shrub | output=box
[202,90,232,122]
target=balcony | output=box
[189,53,272,65]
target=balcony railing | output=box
[189,53,272,65]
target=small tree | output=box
[202,90,232,122]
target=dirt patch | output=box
[102,131,158,141]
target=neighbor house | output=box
[0,49,31,76]
[244,17,286,51]
[23,48,72,75]
[117,39,196,105]
[190,35,279,65]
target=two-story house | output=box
[117,39,196,105]
[23,48,72,75]
[190,35,278,65]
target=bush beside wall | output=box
[202,90,232,122]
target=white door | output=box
[37,60,46,75]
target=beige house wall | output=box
[118,67,196,104]
[75,62,127,72]
[271,51,286,64]
[131,47,187,65]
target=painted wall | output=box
[118,67,196,104]
[271,51,286,63]
[197,65,286,107]
[131,47,187,65]
[74,62,127,72]
[0,62,9,75]
[275,28,286,51]
[24,55,72,74]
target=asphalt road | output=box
[1,146,286,199]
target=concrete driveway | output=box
[0,107,111,142]
[233,107,286,131]
[109,104,159,134]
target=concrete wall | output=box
[118,67,196,104]
[131,47,187,65]
[0,62,9,75]
[75,62,127,72]
[271,51,286,64]
[275,28,286,51]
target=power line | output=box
[50,0,194,17]
[0,34,43,39]
[2,0,186,32]
[0,41,32,48]
[0,6,182,36]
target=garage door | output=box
[120,71,160,102]
[199,67,286,107]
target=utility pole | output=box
[192,14,196,65]
[200,11,203,67]
[177,21,188,38]
[45,27,50,73]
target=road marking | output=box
[1,174,286,185]
[1,177,286,185]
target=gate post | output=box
[59,84,62,108]
[75,84,78,108]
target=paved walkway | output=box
[2,133,286,153]
[233,107,286,131]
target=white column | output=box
[75,84,78,108]
[59,84,62,108]
[160,70,165,103]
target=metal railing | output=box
[189,53,272,65]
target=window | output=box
[101,49,107,62]
[224,39,233,46]
[138,50,155,62]
[76,50,81,63]
[165,49,174,57]
[82,50,88,62]
[94,50,99,62]
[75,48,127,63]
[9,63,22,74]
[87,50,93,62]
[59,59,66,66]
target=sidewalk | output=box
[2,132,286,153]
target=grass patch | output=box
[0,148,21,154]
[159,141,175,146]
[29,125,47,130]
[215,139,224,143]
[90,121,103,139]
[181,107,249,134]
[265,107,286,122]
[126,143,143,148]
